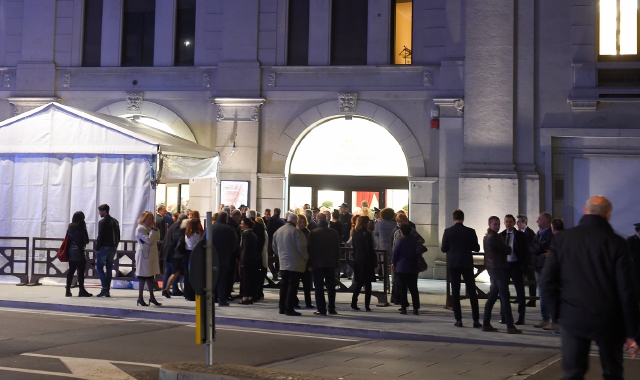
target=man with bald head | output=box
[541,196,639,379]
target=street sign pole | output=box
[205,211,214,365]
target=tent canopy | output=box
[0,102,218,159]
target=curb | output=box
[159,363,241,380]
[0,299,556,349]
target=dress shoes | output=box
[515,319,525,325]
[473,321,482,328]
[510,299,519,304]
[313,311,327,316]
[526,301,537,307]
[226,296,236,301]
[285,311,302,316]
[351,304,361,311]
[482,324,498,332]
[97,289,110,298]
[365,307,372,312]
[238,299,253,305]
[454,320,463,327]
[533,320,550,328]
[78,289,93,297]
[218,302,230,307]
[328,310,338,315]
[498,319,506,324]
[507,327,523,334]
[305,304,315,309]
[279,310,285,315]
[400,309,407,315]
[413,310,419,315]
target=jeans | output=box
[279,270,302,313]
[484,268,515,327]
[96,247,117,289]
[536,270,557,322]
[312,267,336,313]
[449,267,480,322]
[561,328,624,380]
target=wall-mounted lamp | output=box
[430,105,440,129]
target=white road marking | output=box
[0,366,83,378]
[23,353,160,368]
[59,357,136,380]
[0,307,136,322]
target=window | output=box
[175,0,196,66]
[330,0,368,65]
[392,0,412,64]
[82,0,103,67]
[599,0,639,61]
[121,0,156,66]
[287,0,310,65]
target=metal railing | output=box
[0,237,30,285]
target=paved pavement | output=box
[1,279,639,379]
[0,279,562,349]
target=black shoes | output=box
[285,311,301,316]
[473,321,482,328]
[365,307,372,312]
[305,304,315,309]
[507,327,523,334]
[65,288,72,297]
[454,320,463,327]
[97,289,110,298]
[400,309,407,315]
[526,301,536,307]
[413,309,419,315]
[137,298,148,307]
[313,311,327,316]
[149,298,162,306]
[351,304,360,311]
[482,324,498,332]
[328,310,338,315]
[515,319,525,325]
[163,290,171,299]
[238,299,253,305]
[78,289,93,297]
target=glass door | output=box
[317,190,345,211]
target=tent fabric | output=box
[0,153,152,241]
[160,155,219,181]
[0,103,218,158]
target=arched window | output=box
[289,117,408,176]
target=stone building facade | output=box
[1,0,639,278]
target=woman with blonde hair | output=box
[135,211,161,306]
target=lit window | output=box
[393,0,413,65]
[599,0,639,59]
[289,117,408,177]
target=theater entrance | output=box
[286,117,409,213]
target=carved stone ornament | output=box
[453,99,464,114]
[126,92,144,112]
[423,71,433,87]
[251,105,259,122]
[216,106,224,122]
[268,72,276,87]
[3,73,10,88]
[338,93,357,113]
[63,73,71,88]
[202,72,211,88]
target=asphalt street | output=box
[0,308,359,380]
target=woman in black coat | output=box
[351,216,377,311]
[239,217,260,305]
[66,211,92,297]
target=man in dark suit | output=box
[529,211,557,329]
[541,196,639,379]
[441,209,482,328]
[498,214,528,325]
[267,208,286,280]
[517,214,537,307]
[155,205,168,241]
[161,213,187,298]
[247,209,266,300]
[627,223,640,292]
[211,211,239,306]
[307,213,341,315]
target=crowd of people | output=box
[61,195,640,379]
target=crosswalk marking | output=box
[23,353,160,368]
[0,365,83,378]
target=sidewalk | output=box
[0,279,561,349]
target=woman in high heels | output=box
[65,211,92,297]
[135,211,162,306]
[351,216,377,311]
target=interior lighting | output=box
[599,0,618,55]
[184,40,191,46]
[620,0,638,55]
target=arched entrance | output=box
[287,116,410,213]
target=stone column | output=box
[460,0,518,235]
[101,0,124,67]
[15,0,56,97]
[257,174,286,213]
[367,0,390,65]
[308,0,331,66]
[154,0,177,66]
[214,98,264,208]
[409,177,439,279]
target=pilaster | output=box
[308,0,331,66]
[154,0,177,67]
[101,0,124,67]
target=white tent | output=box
[0,102,218,240]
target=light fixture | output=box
[184,40,191,46]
